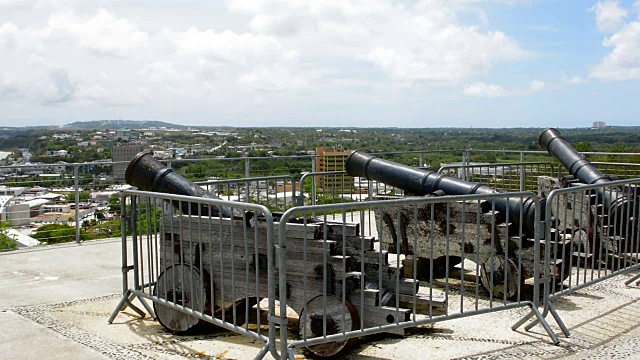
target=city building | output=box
[315,147,353,190]
[112,144,144,181]
[0,151,13,165]
[0,186,26,198]
[592,121,606,129]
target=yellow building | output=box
[315,147,353,190]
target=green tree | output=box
[32,224,86,244]
[576,141,591,152]
[0,222,17,251]
[108,193,121,214]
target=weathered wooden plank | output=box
[163,214,325,239]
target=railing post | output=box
[419,154,424,168]
[462,150,469,181]
[74,165,81,243]
[520,152,526,191]
[245,154,250,178]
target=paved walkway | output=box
[2,240,640,359]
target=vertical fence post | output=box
[462,150,469,181]
[74,165,81,243]
[419,154,424,168]
[520,152,525,192]
[245,154,250,178]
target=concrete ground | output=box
[2,239,640,359]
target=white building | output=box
[0,186,26,197]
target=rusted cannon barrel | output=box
[125,151,231,217]
[539,128,636,228]
[345,150,542,238]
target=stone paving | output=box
[3,240,640,359]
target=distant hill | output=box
[64,120,186,130]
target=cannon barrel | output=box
[539,128,612,185]
[539,128,636,229]
[345,151,542,238]
[125,151,231,217]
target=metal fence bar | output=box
[437,162,556,193]
[530,178,640,336]
[108,190,276,360]
[278,191,558,358]
[196,175,297,212]
[3,153,638,247]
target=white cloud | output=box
[529,79,545,91]
[0,74,20,99]
[75,84,148,106]
[561,72,587,84]
[47,8,148,57]
[228,0,528,83]
[238,64,322,92]
[463,82,507,97]
[173,27,283,64]
[590,1,628,33]
[0,0,28,8]
[248,14,305,36]
[0,22,18,49]
[0,0,549,126]
[589,3,640,81]
[463,79,545,97]
[43,69,78,105]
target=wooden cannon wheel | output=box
[153,264,212,333]
[298,295,360,358]
[480,255,522,300]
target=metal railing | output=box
[275,192,557,358]
[108,190,276,359]
[1,150,637,245]
[196,175,297,212]
[518,177,640,338]
[437,161,556,192]
[108,187,562,359]
[591,162,640,180]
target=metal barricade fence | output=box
[525,178,640,338]
[437,162,556,193]
[296,171,407,236]
[197,175,297,212]
[274,192,559,359]
[591,162,640,180]
[297,171,406,206]
[108,190,277,359]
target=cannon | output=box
[345,151,563,299]
[346,150,543,239]
[124,152,446,357]
[539,128,639,257]
[125,151,231,217]
[539,128,637,230]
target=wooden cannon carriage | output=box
[156,213,446,357]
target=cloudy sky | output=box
[0,0,639,128]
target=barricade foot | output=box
[624,272,640,286]
[548,302,570,337]
[511,309,535,331]
[107,289,146,324]
[527,304,560,345]
[253,342,270,360]
[511,302,560,345]
[137,296,156,320]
